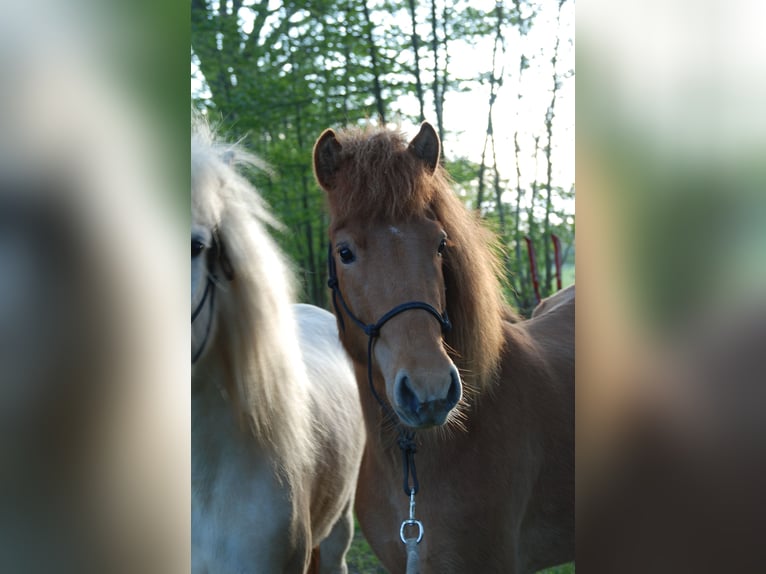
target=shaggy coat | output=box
[192,121,365,573]
[314,122,574,573]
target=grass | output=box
[540,563,576,574]
[347,518,574,574]
[346,519,386,574]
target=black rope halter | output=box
[326,243,451,495]
[191,274,216,364]
[191,231,234,364]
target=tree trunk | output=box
[526,135,541,293]
[300,174,319,304]
[407,0,426,122]
[512,131,528,300]
[287,35,318,304]
[191,0,233,114]
[476,2,505,216]
[440,1,450,142]
[341,8,352,120]
[476,129,489,214]
[362,0,387,123]
[491,137,505,236]
[431,0,445,142]
[542,0,565,295]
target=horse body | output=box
[354,296,574,573]
[313,122,574,573]
[192,123,364,573]
[192,304,363,573]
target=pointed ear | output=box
[313,129,342,190]
[408,122,440,173]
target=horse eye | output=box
[191,240,205,259]
[437,237,447,255]
[338,246,355,264]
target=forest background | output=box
[192,0,574,316]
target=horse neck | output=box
[194,336,314,475]
[191,360,252,446]
[192,364,240,447]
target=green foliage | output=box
[192,0,574,310]
[347,519,386,573]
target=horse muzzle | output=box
[392,365,461,428]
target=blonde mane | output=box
[191,119,314,482]
[323,125,517,388]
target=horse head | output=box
[191,140,236,366]
[314,122,462,429]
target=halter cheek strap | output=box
[191,232,234,364]
[327,243,451,338]
[192,277,216,364]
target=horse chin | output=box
[393,405,451,429]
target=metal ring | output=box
[399,519,424,544]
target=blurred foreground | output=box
[578,0,766,572]
[0,1,188,572]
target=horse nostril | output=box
[446,368,461,409]
[395,373,419,415]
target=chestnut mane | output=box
[320,125,518,388]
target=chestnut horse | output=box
[313,122,574,573]
[192,122,365,573]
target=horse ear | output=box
[408,122,440,173]
[313,129,342,190]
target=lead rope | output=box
[327,244,451,572]
[398,432,421,573]
[401,488,423,574]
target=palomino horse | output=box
[313,122,574,573]
[191,123,365,573]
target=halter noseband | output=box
[327,242,451,339]
[192,232,234,364]
[326,242,451,495]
